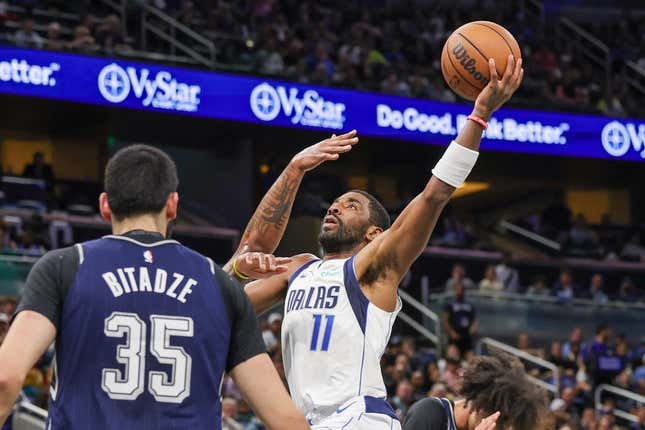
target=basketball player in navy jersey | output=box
[403,355,550,430]
[242,56,525,430]
[0,145,309,429]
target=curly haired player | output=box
[403,354,551,430]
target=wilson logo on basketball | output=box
[452,42,488,87]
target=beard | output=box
[318,217,367,255]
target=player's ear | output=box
[99,192,112,222]
[365,225,383,242]
[166,192,179,221]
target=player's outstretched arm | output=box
[355,56,523,309]
[245,254,317,314]
[230,354,310,430]
[0,311,56,425]
[223,131,358,279]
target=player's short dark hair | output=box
[104,144,178,220]
[460,354,549,430]
[348,190,391,230]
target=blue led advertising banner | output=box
[1,47,644,161]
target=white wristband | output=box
[431,141,479,188]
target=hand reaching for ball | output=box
[473,54,524,121]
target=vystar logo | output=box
[98,63,201,112]
[250,82,346,129]
[601,121,645,158]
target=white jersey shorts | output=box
[311,396,402,430]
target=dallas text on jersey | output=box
[285,285,340,313]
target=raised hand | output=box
[475,411,500,430]
[290,130,359,173]
[473,55,524,120]
[234,246,293,280]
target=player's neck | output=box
[322,250,355,261]
[453,399,469,430]
[322,243,365,261]
[112,214,167,237]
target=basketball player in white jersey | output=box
[245,56,524,429]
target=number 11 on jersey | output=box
[310,314,334,351]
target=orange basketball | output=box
[441,21,521,101]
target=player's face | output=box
[318,192,372,254]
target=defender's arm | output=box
[245,254,318,315]
[0,311,55,425]
[355,57,523,308]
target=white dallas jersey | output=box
[282,256,401,424]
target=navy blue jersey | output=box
[16,231,265,430]
[403,397,456,430]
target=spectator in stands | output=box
[380,71,411,97]
[0,220,17,251]
[526,274,550,297]
[262,312,282,353]
[517,332,545,359]
[552,269,577,302]
[587,323,623,388]
[0,297,17,317]
[423,360,440,393]
[44,22,64,51]
[479,264,503,292]
[563,327,586,362]
[95,14,126,52]
[495,254,521,292]
[444,263,476,291]
[579,407,597,430]
[532,39,559,74]
[67,25,98,53]
[439,217,470,248]
[14,16,43,49]
[587,273,609,305]
[257,36,284,76]
[568,214,599,251]
[618,277,640,302]
[440,357,462,394]
[442,281,477,357]
[550,387,580,428]
[221,397,244,430]
[80,13,97,38]
[22,151,54,190]
[409,371,426,402]
[621,233,645,262]
[631,406,645,430]
[390,379,414,419]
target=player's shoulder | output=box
[404,397,449,428]
[291,253,319,265]
[31,245,79,273]
[286,253,320,279]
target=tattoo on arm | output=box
[241,165,304,252]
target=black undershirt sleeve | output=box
[403,397,449,430]
[14,246,79,331]
[214,266,267,372]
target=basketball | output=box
[441,21,522,101]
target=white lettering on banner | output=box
[0,59,59,86]
[376,103,571,145]
[250,82,346,129]
[97,63,201,112]
[601,121,645,158]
